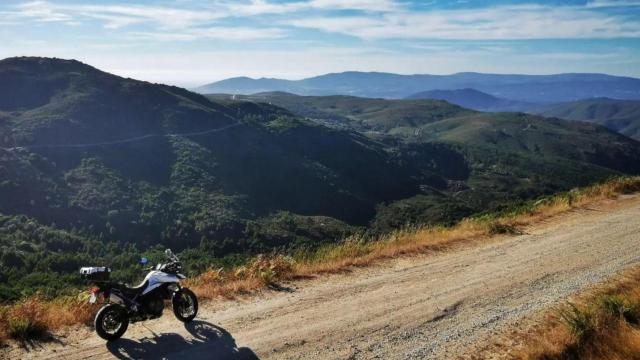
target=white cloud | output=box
[11,1,226,29]
[308,0,400,12]
[226,0,401,16]
[8,0,403,29]
[225,0,307,16]
[288,4,640,40]
[14,1,72,22]
[131,27,286,41]
[2,0,407,43]
[587,0,640,7]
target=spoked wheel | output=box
[172,287,198,322]
[94,304,129,341]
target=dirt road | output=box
[8,195,640,360]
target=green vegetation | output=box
[210,92,474,133]
[1,57,640,303]
[599,295,639,324]
[558,303,597,345]
[7,316,47,341]
[534,98,640,140]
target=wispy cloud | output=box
[1,0,408,42]
[288,4,640,40]
[131,27,287,41]
[6,1,292,40]
[13,1,72,22]
[226,0,401,16]
[8,0,402,29]
[12,1,225,29]
[586,0,640,8]
[308,0,400,12]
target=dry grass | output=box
[186,255,296,299]
[503,267,640,360]
[1,176,639,343]
[0,294,97,344]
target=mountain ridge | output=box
[195,71,640,102]
[405,88,533,111]
[532,97,640,140]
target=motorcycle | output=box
[79,249,198,341]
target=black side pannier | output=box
[80,266,111,282]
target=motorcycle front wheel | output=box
[94,304,129,341]
[172,287,198,322]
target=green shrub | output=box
[599,295,639,325]
[7,317,47,341]
[259,267,277,285]
[487,222,521,235]
[558,303,596,344]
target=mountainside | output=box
[405,88,531,112]
[211,91,640,231]
[0,58,424,231]
[196,71,640,102]
[2,57,640,301]
[532,98,640,140]
[210,92,475,132]
[416,112,640,173]
[212,93,640,164]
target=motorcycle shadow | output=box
[105,320,260,360]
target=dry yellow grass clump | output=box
[1,176,639,343]
[507,266,640,360]
[0,294,96,342]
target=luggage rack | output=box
[80,266,111,282]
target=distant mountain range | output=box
[195,71,640,102]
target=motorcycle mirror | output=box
[139,257,148,265]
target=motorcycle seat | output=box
[117,280,148,296]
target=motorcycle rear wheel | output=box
[94,304,129,341]
[172,287,198,322]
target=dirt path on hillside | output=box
[5,195,640,360]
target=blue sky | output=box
[1,0,639,86]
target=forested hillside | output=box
[533,98,640,140]
[1,57,640,301]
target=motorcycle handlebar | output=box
[164,249,179,262]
